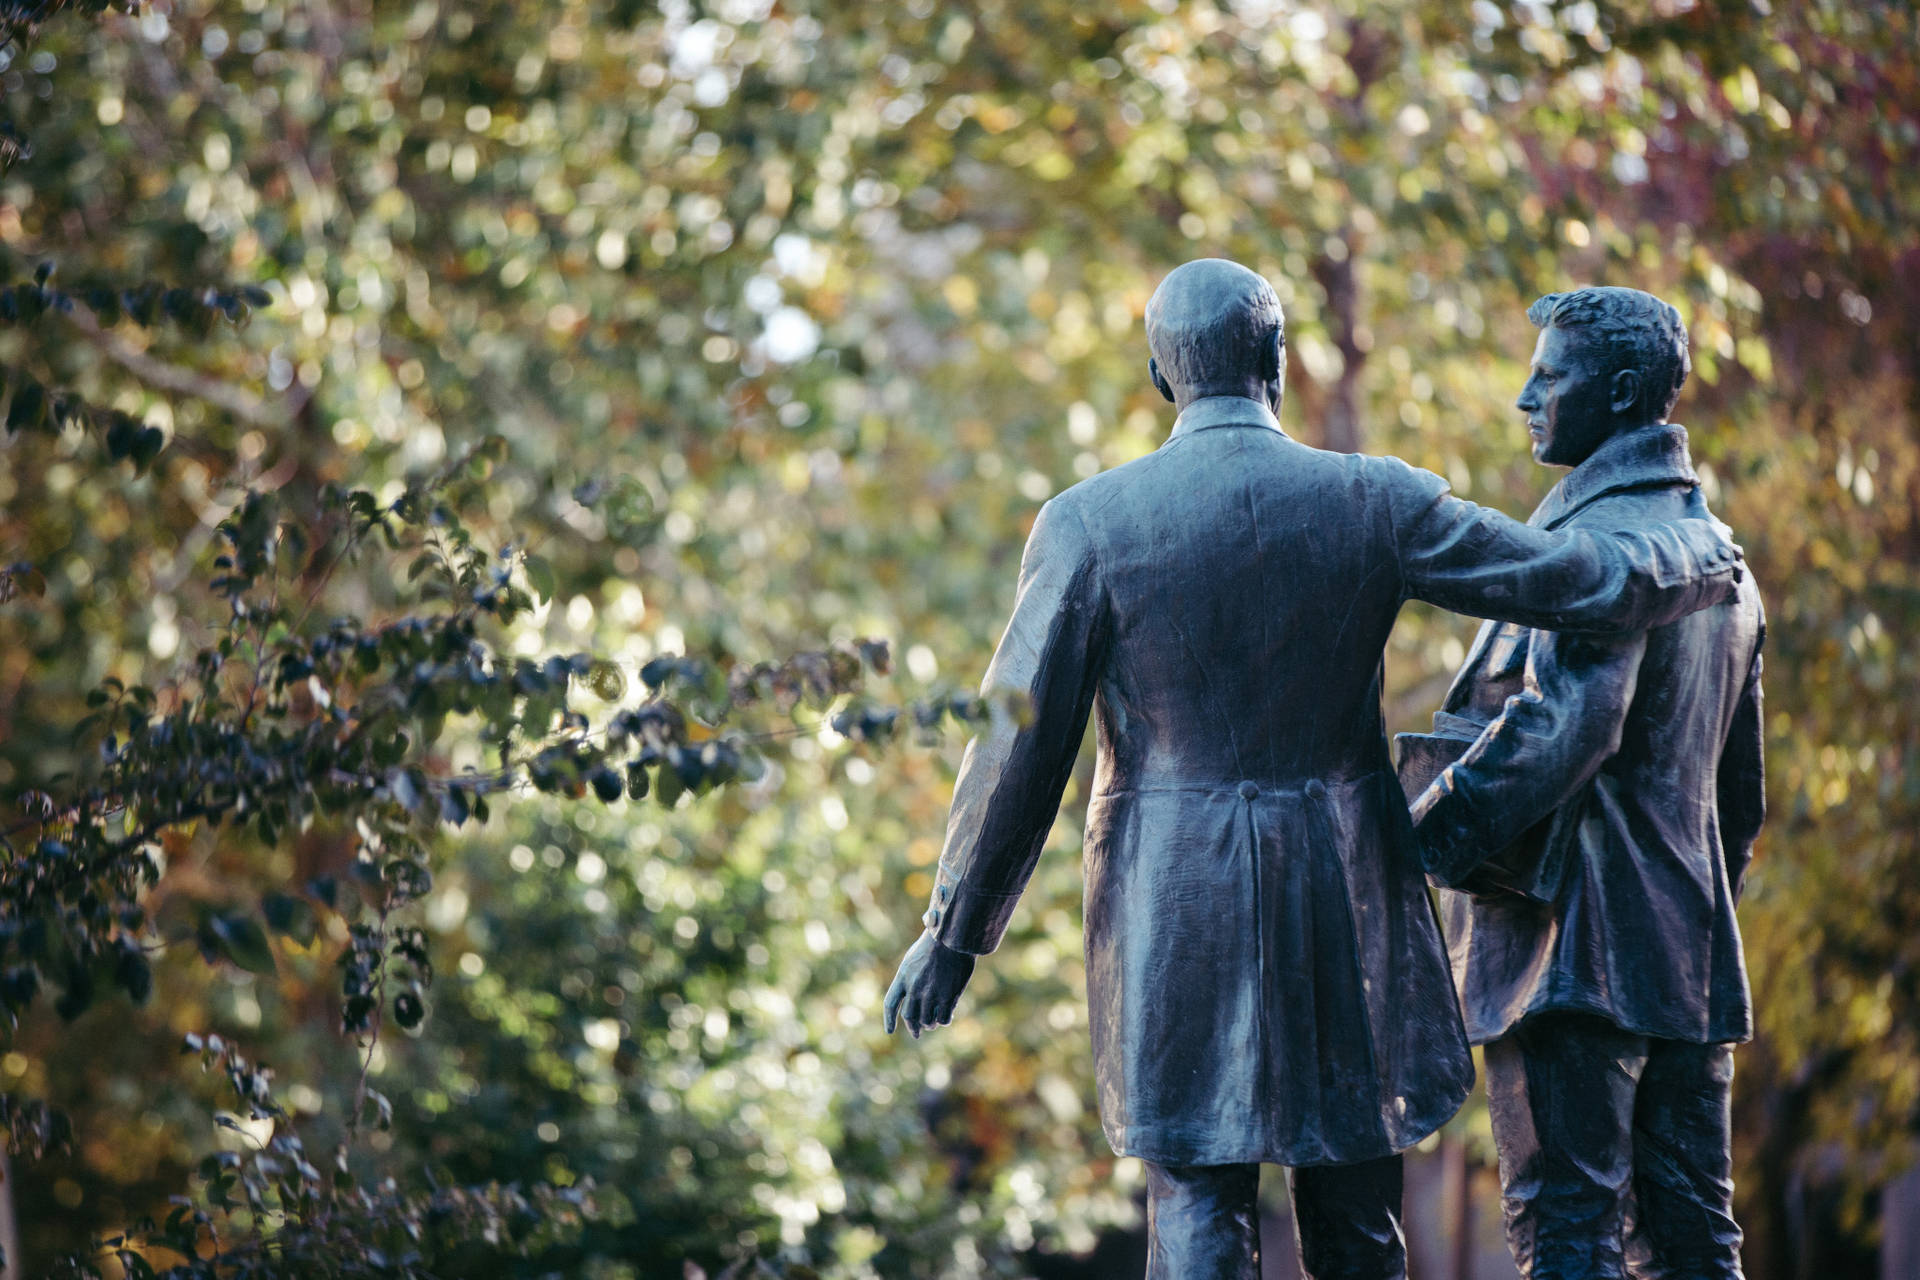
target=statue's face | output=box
[1517,325,1615,468]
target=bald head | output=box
[1146,259,1286,411]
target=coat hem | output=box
[1101,1079,1471,1168]
[1467,997,1753,1048]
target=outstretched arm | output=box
[1392,466,1741,632]
[884,498,1108,1036]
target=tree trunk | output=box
[1311,239,1367,455]
[0,1149,20,1280]
[1440,1134,1474,1280]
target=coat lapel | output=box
[1441,620,1503,713]
[1439,425,1697,712]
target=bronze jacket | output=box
[1413,423,1764,1048]
[922,397,1743,1167]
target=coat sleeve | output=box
[1716,616,1767,902]
[923,498,1108,956]
[1411,626,1648,887]
[1384,460,1740,633]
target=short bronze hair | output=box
[1146,259,1286,391]
[1526,286,1690,419]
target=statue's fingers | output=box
[882,975,905,1034]
[904,991,927,1038]
[896,977,922,1034]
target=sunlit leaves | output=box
[0,0,1912,1273]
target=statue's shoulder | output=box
[1358,450,1450,499]
[1044,449,1168,522]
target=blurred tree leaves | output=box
[0,0,1914,1276]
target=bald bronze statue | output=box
[883,260,1745,1278]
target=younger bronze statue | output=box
[1409,287,1762,1280]
[883,259,1744,1279]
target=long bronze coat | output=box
[922,396,1742,1167]
[1414,424,1764,1047]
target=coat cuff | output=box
[924,864,1019,956]
[1411,783,1485,887]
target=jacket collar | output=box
[1167,395,1288,441]
[1536,423,1697,529]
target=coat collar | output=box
[1535,423,1697,529]
[1445,423,1700,712]
[1167,395,1288,441]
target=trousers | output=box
[1144,1154,1406,1280]
[1484,1012,1744,1280]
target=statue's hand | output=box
[882,929,975,1038]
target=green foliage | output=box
[0,0,1914,1277]
[54,1032,597,1280]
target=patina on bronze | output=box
[1408,286,1762,1280]
[883,261,1745,1279]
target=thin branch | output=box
[343,890,392,1154]
[155,451,303,596]
[61,306,291,430]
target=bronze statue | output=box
[882,260,1745,1279]
[1407,286,1761,1279]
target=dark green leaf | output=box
[207,913,277,977]
[6,376,46,434]
[523,554,555,603]
[261,893,318,946]
[129,425,166,473]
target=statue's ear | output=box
[1263,329,1284,383]
[1149,357,1175,404]
[1610,367,1641,416]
